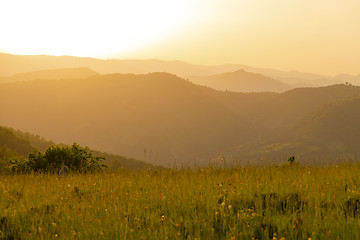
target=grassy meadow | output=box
[1,163,360,239]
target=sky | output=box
[1,0,359,75]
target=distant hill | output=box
[244,84,360,137]
[235,93,360,164]
[0,67,98,83]
[190,69,291,93]
[1,70,360,166]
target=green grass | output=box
[1,163,360,239]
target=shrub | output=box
[288,156,296,165]
[7,143,106,173]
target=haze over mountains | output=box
[2,53,357,89]
[1,54,360,167]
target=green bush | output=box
[288,155,296,165]
[7,143,106,173]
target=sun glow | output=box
[1,0,360,75]
[0,0,204,58]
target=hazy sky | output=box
[1,0,359,75]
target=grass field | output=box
[1,163,360,239]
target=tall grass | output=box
[1,163,360,239]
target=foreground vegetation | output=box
[1,163,360,239]
[0,125,156,172]
[7,143,106,174]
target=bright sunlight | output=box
[0,0,205,58]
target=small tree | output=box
[288,156,296,165]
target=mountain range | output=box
[2,53,358,89]
[1,63,360,166]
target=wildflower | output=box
[221,202,226,207]
[228,205,232,210]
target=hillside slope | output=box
[0,126,34,156]
[235,93,360,164]
[247,85,360,136]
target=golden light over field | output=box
[1,0,360,75]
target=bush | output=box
[288,156,296,165]
[7,143,106,173]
